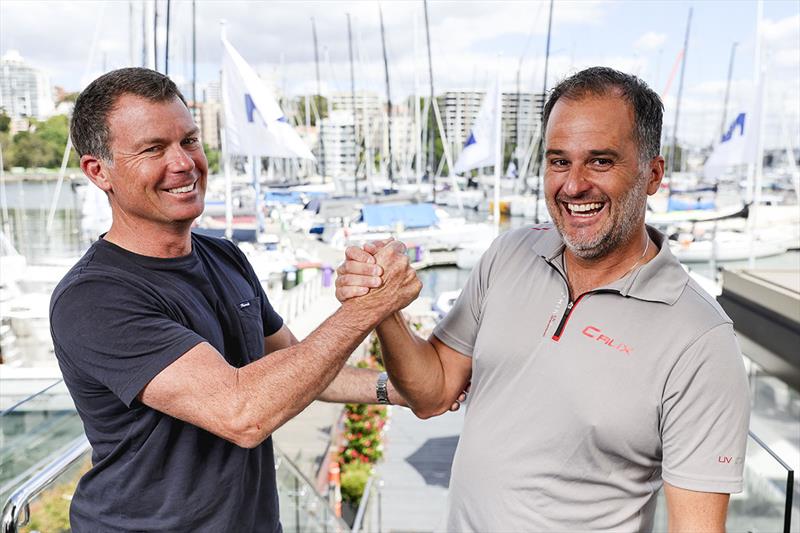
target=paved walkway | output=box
[375,405,465,532]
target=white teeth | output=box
[567,202,603,215]
[167,182,195,194]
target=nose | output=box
[561,165,592,198]
[168,144,195,173]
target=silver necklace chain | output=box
[563,235,651,283]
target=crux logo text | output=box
[582,326,633,354]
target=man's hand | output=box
[335,240,391,302]
[357,240,421,315]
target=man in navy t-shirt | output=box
[50,67,426,532]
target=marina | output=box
[1,0,799,530]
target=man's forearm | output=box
[235,300,384,445]
[377,312,449,416]
[318,365,405,405]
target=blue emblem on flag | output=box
[464,132,476,148]
[245,94,257,123]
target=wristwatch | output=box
[376,371,390,405]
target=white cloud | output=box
[634,32,667,51]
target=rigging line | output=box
[47,2,108,235]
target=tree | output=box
[204,144,220,174]
[293,95,328,127]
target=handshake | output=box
[334,239,422,316]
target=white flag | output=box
[453,79,500,174]
[703,83,762,179]
[221,36,315,160]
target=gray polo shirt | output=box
[433,224,750,532]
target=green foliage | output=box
[340,461,372,505]
[3,115,79,169]
[294,95,328,126]
[0,112,10,133]
[204,144,220,173]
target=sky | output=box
[1,0,798,149]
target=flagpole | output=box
[220,21,233,240]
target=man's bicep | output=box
[664,482,729,532]
[139,342,244,443]
[430,334,473,401]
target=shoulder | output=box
[191,232,242,258]
[673,277,733,337]
[487,224,559,264]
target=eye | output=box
[141,145,162,154]
[182,136,200,146]
[590,158,613,168]
[548,158,569,169]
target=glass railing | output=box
[350,474,383,533]
[274,447,349,533]
[0,380,84,504]
[653,431,797,532]
[0,380,348,533]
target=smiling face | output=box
[544,93,661,260]
[88,93,208,237]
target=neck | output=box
[104,218,194,258]
[563,227,655,297]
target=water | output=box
[0,177,85,263]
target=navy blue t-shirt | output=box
[50,233,284,532]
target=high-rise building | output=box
[319,110,357,178]
[438,90,545,164]
[197,101,221,150]
[0,50,55,120]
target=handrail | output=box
[1,436,90,533]
[350,475,376,533]
[273,444,349,531]
[0,379,65,417]
[748,430,795,533]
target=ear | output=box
[80,154,113,193]
[646,156,665,196]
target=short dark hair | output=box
[70,67,187,161]
[542,66,664,163]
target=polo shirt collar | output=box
[532,224,689,305]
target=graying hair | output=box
[542,66,664,164]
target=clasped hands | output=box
[334,239,419,311]
[335,239,468,412]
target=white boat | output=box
[432,290,461,319]
[670,231,789,263]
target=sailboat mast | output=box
[312,18,326,182]
[667,7,693,183]
[379,6,394,190]
[153,0,159,72]
[720,42,738,137]
[347,14,359,196]
[141,1,146,66]
[192,0,196,109]
[423,0,435,202]
[533,0,554,223]
[164,0,171,75]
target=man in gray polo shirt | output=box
[336,67,750,531]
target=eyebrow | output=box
[587,149,620,158]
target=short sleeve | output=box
[51,277,205,407]
[432,233,507,356]
[661,323,750,493]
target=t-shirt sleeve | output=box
[660,323,750,493]
[51,277,206,407]
[432,233,507,356]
